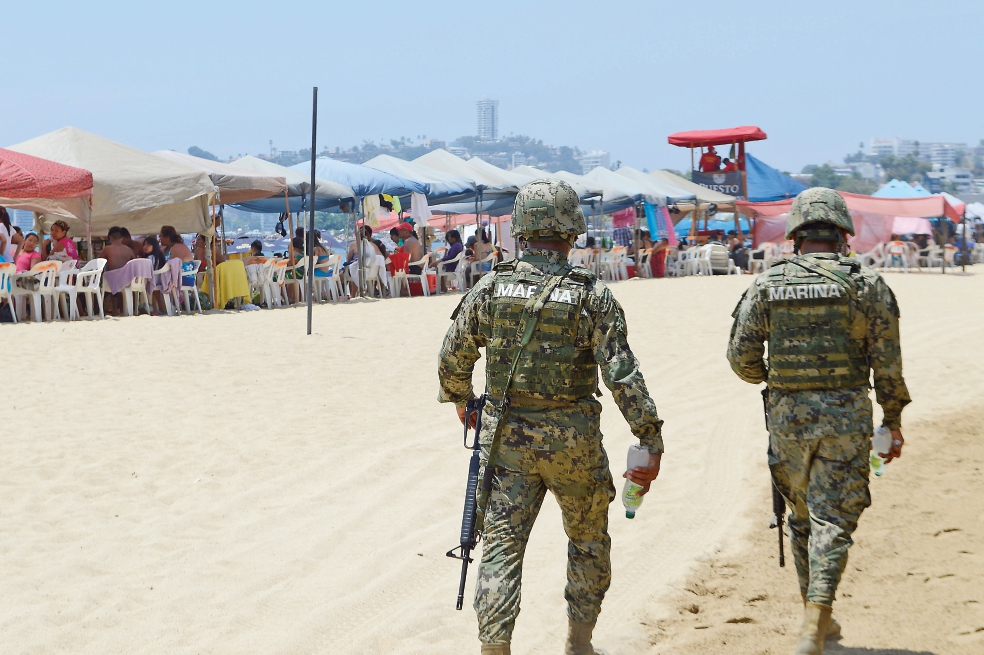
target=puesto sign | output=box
[691,170,742,198]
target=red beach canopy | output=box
[0,147,93,225]
[667,126,768,148]
[0,147,93,200]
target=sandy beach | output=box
[2,270,981,654]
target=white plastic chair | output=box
[663,248,681,277]
[636,249,652,278]
[245,260,269,304]
[56,258,107,320]
[0,262,18,323]
[10,261,60,322]
[364,255,386,298]
[858,243,888,269]
[469,251,497,288]
[179,260,203,313]
[943,244,958,269]
[153,259,183,316]
[568,250,584,267]
[314,254,341,301]
[883,241,909,273]
[405,253,433,297]
[438,250,467,293]
[707,244,731,275]
[264,259,289,307]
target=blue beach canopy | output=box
[872,179,933,198]
[290,157,426,199]
[745,154,807,202]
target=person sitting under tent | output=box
[397,222,424,274]
[721,158,738,173]
[44,220,78,262]
[438,229,464,291]
[699,146,721,172]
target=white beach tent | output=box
[153,151,287,205]
[615,166,696,205]
[581,166,652,211]
[415,149,518,197]
[511,166,601,200]
[650,169,735,206]
[8,126,217,236]
[227,155,354,212]
[362,154,476,204]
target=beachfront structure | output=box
[476,97,498,142]
[578,150,611,171]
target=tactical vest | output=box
[485,260,597,402]
[763,256,869,391]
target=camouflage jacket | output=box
[438,248,664,454]
[727,253,911,434]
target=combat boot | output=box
[565,620,610,655]
[481,644,510,655]
[794,601,832,655]
[800,594,841,638]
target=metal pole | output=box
[961,212,967,273]
[307,86,317,335]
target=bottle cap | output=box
[625,511,635,519]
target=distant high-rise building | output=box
[511,152,527,168]
[477,97,499,141]
[870,137,965,165]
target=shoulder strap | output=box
[787,257,859,303]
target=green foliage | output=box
[808,164,840,189]
[878,154,931,183]
[809,164,877,195]
[188,146,218,161]
[314,212,351,232]
[801,164,818,174]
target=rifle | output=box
[446,396,486,610]
[763,388,786,568]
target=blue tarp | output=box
[289,157,426,199]
[872,178,932,198]
[674,217,751,237]
[746,153,807,202]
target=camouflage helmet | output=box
[510,179,586,241]
[785,187,855,238]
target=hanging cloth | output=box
[363,194,381,227]
[411,192,432,222]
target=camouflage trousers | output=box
[474,403,616,645]
[769,432,871,606]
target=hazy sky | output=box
[3,1,981,174]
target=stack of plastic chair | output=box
[0,262,18,323]
[56,258,107,320]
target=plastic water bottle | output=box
[870,426,892,476]
[622,445,652,519]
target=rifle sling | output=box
[476,269,572,527]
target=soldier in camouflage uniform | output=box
[438,180,665,655]
[727,187,911,655]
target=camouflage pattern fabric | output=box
[785,187,855,237]
[439,248,664,453]
[727,252,910,430]
[727,251,910,608]
[768,431,871,605]
[438,247,663,644]
[510,180,586,242]
[474,403,616,644]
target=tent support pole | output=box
[634,202,641,278]
[961,212,967,273]
[597,199,603,277]
[357,197,365,298]
[286,207,298,301]
[208,203,218,309]
[307,86,318,335]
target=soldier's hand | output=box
[881,429,904,464]
[623,453,662,495]
[457,406,478,429]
